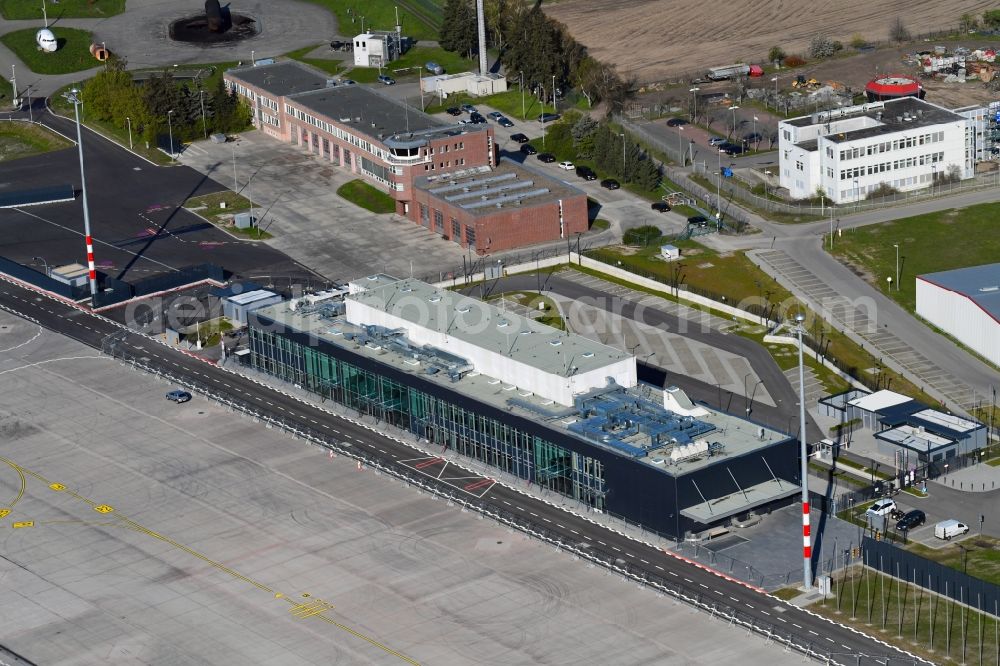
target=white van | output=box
[934,519,970,540]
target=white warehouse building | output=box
[916,263,1000,369]
[779,98,972,203]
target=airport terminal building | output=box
[223,61,586,252]
[246,275,800,538]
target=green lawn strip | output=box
[0,122,72,162]
[829,202,1000,313]
[183,191,271,239]
[1,0,123,19]
[590,219,610,231]
[688,172,824,225]
[908,537,1000,585]
[301,0,441,42]
[425,88,555,122]
[336,179,395,213]
[284,45,343,76]
[770,586,803,601]
[1,28,99,75]
[187,318,234,347]
[808,566,1000,665]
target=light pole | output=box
[853,178,859,211]
[689,86,699,122]
[893,243,900,291]
[167,109,175,161]
[752,115,758,151]
[518,71,525,120]
[199,90,207,139]
[32,256,49,276]
[829,206,835,250]
[9,64,15,104]
[677,125,685,165]
[716,148,723,223]
[232,140,239,193]
[771,76,778,108]
[125,116,133,150]
[794,312,812,591]
[64,89,98,300]
[619,133,626,182]
[729,105,740,140]
[931,164,936,195]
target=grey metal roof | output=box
[225,61,329,97]
[787,97,964,143]
[919,262,1000,322]
[413,158,585,217]
[347,277,630,377]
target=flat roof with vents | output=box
[225,61,330,97]
[414,158,584,216]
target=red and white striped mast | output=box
[65,88,98,300]
[794,312,812,590]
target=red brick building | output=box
[223,61,587,253]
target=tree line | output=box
[571,115,660,190]
[80,57,251,146]
[439,0,632,110]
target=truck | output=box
[934,519,970,540]
[706,63,751,81]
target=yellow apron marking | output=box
[94,505,114,514]
[12,520,33,528]
[49,483,66,491]
[0,508,10,519]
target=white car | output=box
[558,161,574,170]
[865,499,897,519]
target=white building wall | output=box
[779,143,821,200]
[345,298,637,406]
[916,279,1000,367]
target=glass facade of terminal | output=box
[249,327,607,509]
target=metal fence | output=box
[0,255,84,300]
[93,263,225,307]
[864,536,1000,619]
[100,341,918,664]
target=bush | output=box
[622,225,662,246]
[865,183,900,200]
[809,35,843,59]
[782,54,806,67]
[849,34,869,49]
[768,46,786,63]
[889,17,911,42]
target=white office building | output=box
[779,97,971,203]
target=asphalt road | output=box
[481,272,821,440]
[0,106,320,286]
[0,276,926,666]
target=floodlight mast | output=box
[65,88,98,300]
[795,312,811,591]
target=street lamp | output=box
[677,125,685,165]
[689,86,699,122]
[167,109,175,162]
[931,164,936,195]
[63,88,98,300]
[9,64,16,104]
[619,133,627,182]
[199,90,208,139]
[125,116,133,150]
[748,380,764,415]
[32,256,49,276]
[231,140,239,193]
[729,105,740,139]
[518,71,525,120]
[893,243,900,291]
[794,312,812,591]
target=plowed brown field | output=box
[544,0,994,82]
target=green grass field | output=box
[0,121,72,162]
[1,27,98,74]
[829,203,1000,312]
[909,536,1000,585]
[337,179,395,214]
[0,0,123,19]
[283,45,343,76]
[348,45,473,84]
[302,0,442,42]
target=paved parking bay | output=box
[0,310,804,665]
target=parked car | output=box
[460,103,477,114]
[510,133,530,143]
[166,390,192,403]
[520,143,538,155]
[497,117,514,128]
[895,509,926,531]
[651,202,670,212]
[558,160,575,170]
[708,137,726,146]
[538,112,561,123]
[666,118,688,127]
[446,107,462,116]
[469,112,487,124]
[377,74,396,85]
[458,119,471,125]
[935,519,970,540]
[865,498,898,520]
[687,215,709,226]
[743,132,762,143]
[487,111,504,120]
[575,165,597,180]
[426,61,444,75]
[537,153,556,163]
[718,142,745,155]
[600,178,620,190]
[339,79,356,85]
